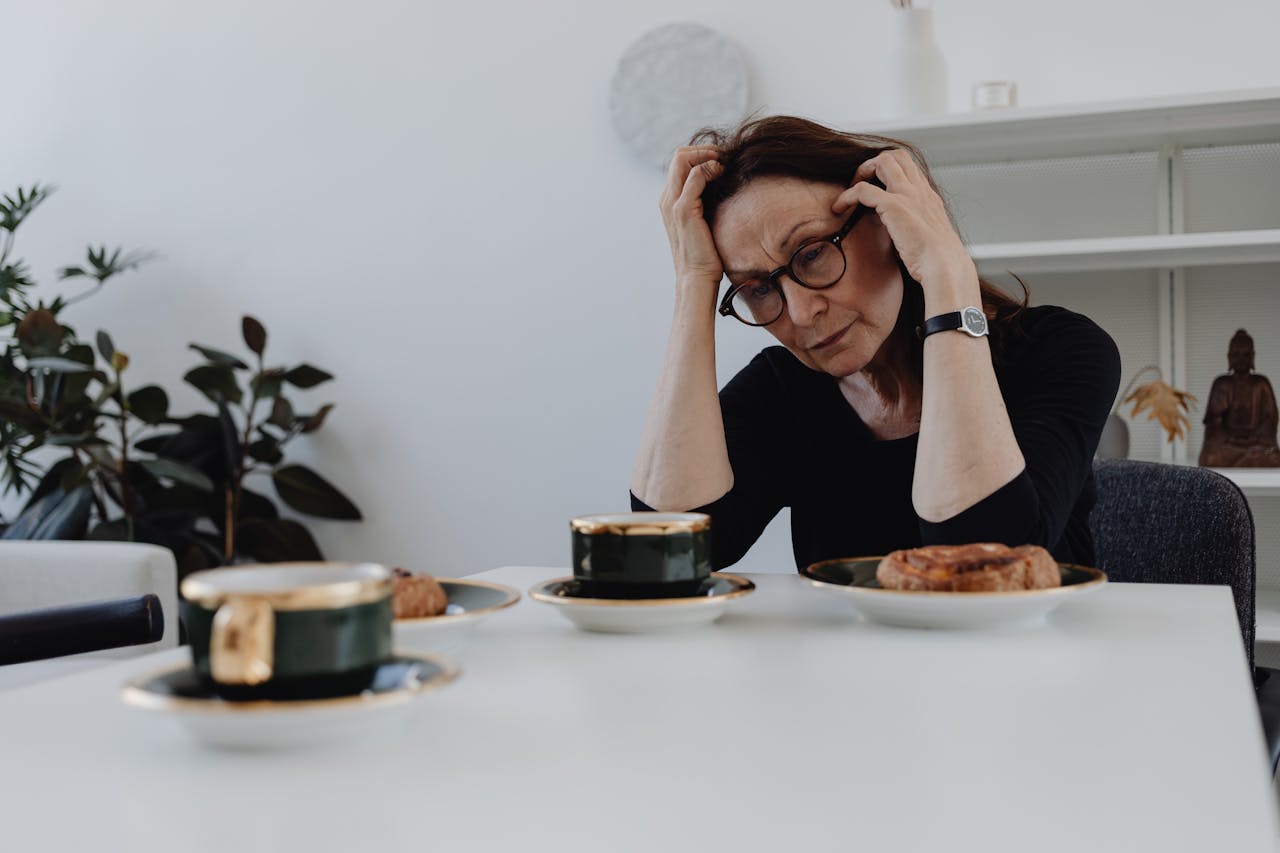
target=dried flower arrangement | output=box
[1119,365,1197,443]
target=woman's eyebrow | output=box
[724,218,825,279]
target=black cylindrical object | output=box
[0,594,164,665]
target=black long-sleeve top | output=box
[632,305,1122,570]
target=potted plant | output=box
[0,184,360,577]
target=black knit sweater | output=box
[633,305,1122,570]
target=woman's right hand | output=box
[659,145,725,291]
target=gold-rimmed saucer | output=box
[121,652,459,750]
[394,578,521,652]
[800,557,1107,629]
[529,572,754,633]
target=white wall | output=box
[4,0,1280,576]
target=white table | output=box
[0,566,1276,852]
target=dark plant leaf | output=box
[247,436,283,465]
[188,344,248,370]
[127,385,169,424]
[242,315,267,356]
[46,432,107,447]
[2,485,93,540]
[283,364,333,389]
[271,464,361,520]
[236,517,323,562]
[138,457,215,491]
[60,266,87,279]
[24,457,82,509]
[299,403,334,433]
[235,487,280,524]
[0,399,44,431]
[15,308,62,352]
[96,330,115,360]
[216,401,241,478]
[184,365,243,405]
[250,369,285,400]
[269,396,293,429]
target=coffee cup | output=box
[181,562,394,700]
[570,512,711,598]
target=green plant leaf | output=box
[26,356,95,373]
[95,330,115,361]
[184,365,243,405]
[299,403,334,433]
[283,364,333,389]
[127,385,169,424]
[236,517,323,562]
[46,433,107,447]
[138,457,214,492]
[250,369,285,400]
[268,396,293,429]
[242,315,267,356]
[271,464,361,520]
[0,184,55,232]
[188,344,248,370]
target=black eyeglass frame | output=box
[717,204,870,327]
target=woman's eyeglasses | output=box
[718,205,868,327]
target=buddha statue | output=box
[1199,329,1280,468]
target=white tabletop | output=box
[0,566,1276,852]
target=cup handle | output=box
[210,597,275,685]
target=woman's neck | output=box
[837,332,922,439]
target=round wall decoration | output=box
[609,22,749,169]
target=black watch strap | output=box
[921,311,964,339]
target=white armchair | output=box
[0,541,178,690]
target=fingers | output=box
[832,176,891,216]
[673,160,722,215]
[661,146,721,210]
[852,148,913,191]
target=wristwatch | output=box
[921,306,989,340]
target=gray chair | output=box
[1089,459,1280,771]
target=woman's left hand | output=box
[832,149,977,301]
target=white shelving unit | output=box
[864,87,1280,658]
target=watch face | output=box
[962,307,989,337]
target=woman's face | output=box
[712,176,904,377]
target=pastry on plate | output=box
[391,568,448,618]
[876,543,1060,593]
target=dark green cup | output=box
[571,513,711,598]
[181,562,394,701]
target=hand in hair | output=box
[832,148,977,306]
[659,145,728,293]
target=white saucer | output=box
[394,578,521,652]
[801,558,1107,629]
[121,652,459,750]
[529,573,754,633]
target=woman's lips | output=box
[811,322,854,350]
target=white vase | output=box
[883,6,949,119]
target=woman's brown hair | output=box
[691,116,1027,368]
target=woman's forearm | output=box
[912,264,1026,523]
[631,285,734,510]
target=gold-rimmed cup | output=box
[181,562,394,701]
[570,512,711,598]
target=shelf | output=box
[1213,469,1280,498]
[855,87,1280,165]
[1256,589,1280,644]
[970,229,1280,275]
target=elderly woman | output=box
[630,116,1120,570]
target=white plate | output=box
[394,578,521,652]
[801,558,1107,629]
[120,652,459,750]
[529,573,754,633]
